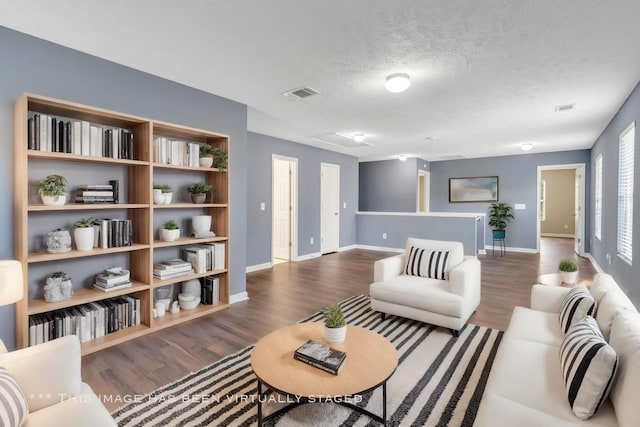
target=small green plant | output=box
[39,174,68,196]
[488,202,514,231]
[163,220,180,230]
[74,217,94,228]
[50,271,69,279]
[199,144,215,156]
[187,182,212,194]
[323,304,346,328]
[153,183,172,193]
[211,147,228,172]
[559,258,578,272]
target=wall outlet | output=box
[343,202,346,209]
[310,237,314,245]
[514,203,526,210]
[260,202,265,211]
[382,233,387,240]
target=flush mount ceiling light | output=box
[353,133,365,143]
[385,73,411,93]
[424,136,438,140]
[554,103,575,112]
[521,142,534,151]
[398,155,408,161]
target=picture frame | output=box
[449,176,499,203]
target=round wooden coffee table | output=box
[250,322,397,426]
[537,273,591,288]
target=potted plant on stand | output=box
[74,218,95,251]
[161,220,180,241]
[323,304,347,344]
[187,182,212,204]
[39,174,68,205]
[558,258,578,284]
[488,202,514,240]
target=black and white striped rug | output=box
[112,294,502,426]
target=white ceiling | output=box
[1,0,640,161]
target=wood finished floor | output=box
[83,237,597,412]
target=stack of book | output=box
[182,243,225,273]
[94,268,132,292]
[153,259,194,280]
[201,276,220,305]
[293,340,347,375]
[95,218,132,248]
[191,231,216,239]
[153,136,200,167]
[75,182,119,204]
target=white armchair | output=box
[0,335,116,427]
[369,238,481,336]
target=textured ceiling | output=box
[1,0,640,161]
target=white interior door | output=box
[321,163,340,254]
[574,165,585,256]
[273,158,291,260]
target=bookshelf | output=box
[14,93,230,355]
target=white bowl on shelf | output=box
[178,292,199,310]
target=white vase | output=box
[559,271,578,285]
[153,189,164,204]
[161,228,180,241]
[163,192,173,204]
[324,325,347,344]
[41,193,67,206]
[199,156,213,168]
[74,227,94,251]
[192,215,212,233]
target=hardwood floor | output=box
[83,237,596,412]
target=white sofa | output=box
[370,238,481,335]
[0,335,116,427]
[475,273,639,427]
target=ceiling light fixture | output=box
[398,155,408,161]
[521,142,534,151]
[385,73,411,93]
[353,133,365,143]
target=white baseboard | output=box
[246,262,272,273]
[355,244,404,253]
[541,233,575,238]
[586,253,605,273]
[484,245,538,254]
[230,292,249,304]
[338,244,357,252]
[478,249,487,255]
[296,252,322,261]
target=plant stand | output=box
[492,236,505,256]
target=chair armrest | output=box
[449,256,481,297]
[530,284,572,313]
[0,335,83,412]
[374,254,405,282]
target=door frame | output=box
[272,155,298,261]
[536,163,586,256]
[417,170,430,212]
[320,162,340,254]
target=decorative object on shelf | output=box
[178,293,198,310]
[181,279,202,299]
[154,284,174,310]
[187,182,212,204]
[488,202,514,240]
[449,176,499,203]
[46,229,72,253]
[171,300,181,314]
[38,174,68,205]
[153,184,173,204]
[558,258,579,284]
[44,271,73,302]
[161,220,180,241]
[155,302,166,317]
[212,147,228,172]
[198,144,215,168]
[323,303,347,344]
[73,218,95,251]
[191,215,213,238]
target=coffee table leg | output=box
[257,380,263,426]
[382,381,387,425]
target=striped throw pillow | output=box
[560,316,618,420]
[404,247,450,280]
[559,286,596,334]
[0,367,28,427]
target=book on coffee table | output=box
[293,340,346,375]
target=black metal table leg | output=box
[257,380,263,426]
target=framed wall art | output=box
[449,176,499,203]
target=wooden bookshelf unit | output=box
[14,93,230,355]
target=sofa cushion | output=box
[404,247,449,280]
[0,367,28,427]
[560,286,596,334]
[590,273,620,305]
[595,290,636,341]
[608,309,640,427]
[504,306,564,347]
[559,316,618,421]
[404,238,463,273]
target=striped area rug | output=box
[112,294,502,426]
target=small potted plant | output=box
[187,182,212,204]
[211,147,228,172]
[558,258,579,284]
[44,271,73,302]
[488,202,514,240]
[73,217,95,251]
[161,219,180,242]
[153,184,173,204]
[323,303,347,344]
[199,144,215,168]
[39,174,68,205]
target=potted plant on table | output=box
[153,184,173,204]
[558,258,578,285]
[39,174,68,205]
[73,217,95,251]
[187,182,212,204]
[323,304,347,344]
[161,219,180,242]
[488,202,514,240]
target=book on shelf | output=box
[93,282,132,292]
[190,231,216,239]
[75,184,114,190]
[201,276,220,305]
[95,267,130,285]
[154,258,192,270]
[97,219,132,248]
[293,340,347,375]
[153,268,194,279]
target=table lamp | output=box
[0,260,24,306]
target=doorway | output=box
[321,163,340,254]
[537,164,585,256]
[272,155,298,263]
[418,170,430,212]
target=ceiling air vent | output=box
[554,103,575,112]
[308,133,374,149]
[283,86,320,100]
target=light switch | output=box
[514,203,526,210]
[260,202,265,211]
[343,202,346,209]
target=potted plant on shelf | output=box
[211,147,228,172]
[187,182,212,204]
[558,258,579,284]
[73,217,95,251]
[199,144,215,168]
[323,303,347,344]
[488,202,514,240]
[153,184,173,204]
[161,219,180,241]
[44,271,73,302]
[39,174,68,205]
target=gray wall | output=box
[429,151,591,251]
[0,27,248,348]
[359,158,421,212]
[590,81,640,304]
[247,132,358,267]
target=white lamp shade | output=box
[385,73,411,93]
[0,260,24,305]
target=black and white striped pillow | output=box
[559,316,618,420]
[559,286,596,334]
[404,247,450,280]
[0,367,28,427]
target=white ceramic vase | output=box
[153,189,164,204]
[199,156,213,168]
[74,227,94,251]
[161,228,180,241]
[192,215,212,233]
[559,271,578,285]
[41,193,67,206]
[324,325,347,344]
[163,192,173,204]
